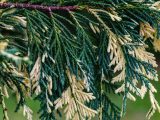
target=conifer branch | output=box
[1,0,160,120]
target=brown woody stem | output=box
[0,2,78,11]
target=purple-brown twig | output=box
[0,2,78,11]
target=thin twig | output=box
[0,2,78,11]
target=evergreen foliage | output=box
[0,0,160,120]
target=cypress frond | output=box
[0,0,160,120]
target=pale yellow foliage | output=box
[153,38,160,52]
[140,22,156,40]
[146,91,160,119]
[30,56,41,95]
[109,35,132,83]
[132,47,157,67]
[151,1,160,10]
[23,105,33,120]
[0,0,7,3]
[54,69,97,120]
[0,42,8,51]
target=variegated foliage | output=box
[1,0,160,120]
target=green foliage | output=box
[0,0,160,120]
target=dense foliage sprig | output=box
[0,0,160,120]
